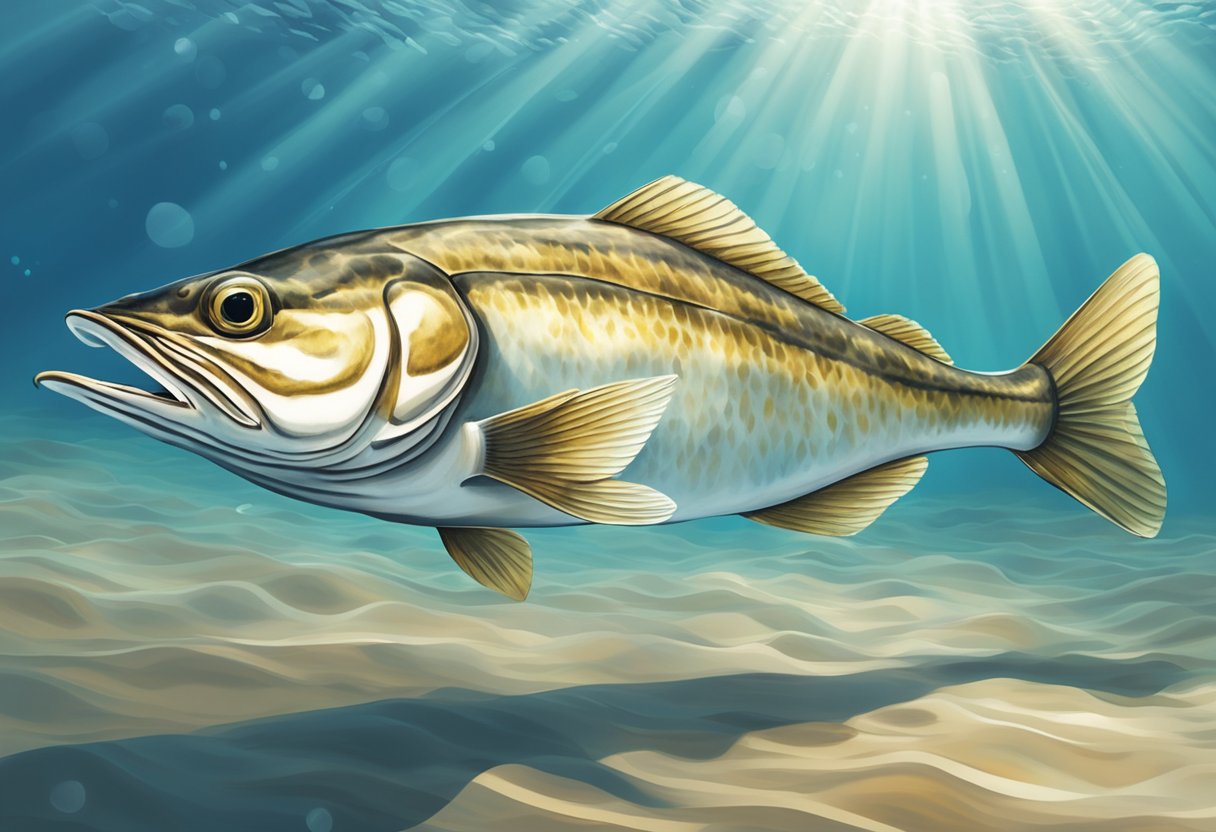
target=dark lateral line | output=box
[450,268,1050,405]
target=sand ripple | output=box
[415,681,1216,831]
[1,417,1214,829]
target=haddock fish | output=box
[37,176,1166,600]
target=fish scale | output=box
[453,270,1048,521]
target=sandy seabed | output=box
[0,418,1213,831]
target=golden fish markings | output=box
[199,309,377,396]
[402,283,471,377]
[390,218,816,334]
[456,272,1053,508]
[37,176,1165,602]
[391,217,1049,411]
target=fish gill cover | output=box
[1,1,1215,830]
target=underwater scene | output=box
[2,1,1215,830]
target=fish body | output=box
[377,215,1051,527]
[38,177,1165,600]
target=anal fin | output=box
[860,314,953,364]
[438,527,532,601]
[744,456,928,536]
[477,376,678,525]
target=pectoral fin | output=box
[476,376,678,525]
[438,527,532,601]
[744,456,928,536]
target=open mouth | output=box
[35,310,194,415]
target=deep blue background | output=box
[2,0,1213,515]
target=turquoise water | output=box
[1,2,1214,830]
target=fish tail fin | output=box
[1016,253,1166,537]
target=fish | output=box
[36,176,1166,601]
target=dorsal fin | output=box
[860,314,953,364]
[593,175,846,315]
[743,456,928,536]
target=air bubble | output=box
[714,95,746,123]
[521,155,550,185]
[163,104,194,130]
[174,37,197,61]
[50,781,86,814]
[306,808,333,832]
[145,202,195,248]
[386,157,417,192]
[261,156,279,171]
[361,107,388,131]
[301,78,325,100]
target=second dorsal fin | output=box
[860,314,953,364]
[593,175,846,315]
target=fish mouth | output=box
[36,310,194,413]
[35,310,259,430]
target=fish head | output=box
[36,234,479,478]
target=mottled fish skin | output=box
[369,216,1054,525]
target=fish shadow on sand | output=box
[0,652,1187,832]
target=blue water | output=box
[2,2,1215,830]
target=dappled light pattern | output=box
[0,413,1213,829]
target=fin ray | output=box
[438,527,532,601]
[478,376,678,525]
[490,478,676,526]
[1016,253,1165,537]
[744,456,928,536]
[594,175,845,314]
[860,314,953,364]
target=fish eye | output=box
[222,291,255,324]
[206,276,273,336]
